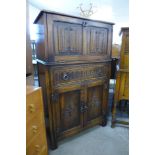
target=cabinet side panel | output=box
[37,64,48,116]
[35,13,48,61]
[38,63,58,149]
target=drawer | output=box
[26,89,43,122]
[26,111,45,143]
[51,63,110,88]
[26,130,47,155]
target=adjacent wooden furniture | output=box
[26,86,48,155]
[34,10,114,149]
[112,44,120,59]
[111,44,120,79]
[111,27,129,127]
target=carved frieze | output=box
[53,64,109,85]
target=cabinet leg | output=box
[51,139,58,150]
[111,100,117,128]
[101,114,107,127]
[111,116,115,128]
[49,129,58,150]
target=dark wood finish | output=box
[111,28,129,128]
[34,10,113,149]
[26,86,48,155]
[26,0,33,75]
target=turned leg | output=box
[111,100,117,128]
[101,114,107,127]
[49,128,58,150]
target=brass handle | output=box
[80,102,88,113]
[63,73,69,80]
[29,104,35,113]
[83,105,88,112]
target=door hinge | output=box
[51,93,59,103]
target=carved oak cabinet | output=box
[34,10,114,149]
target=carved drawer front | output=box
[26,131,47,155]
[26,112,44,143]
[26,90,42,123]
[52,63,110,87]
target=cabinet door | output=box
[84,26,108,56]
[53,21,82,56]
[83,85,103,126]
[54,89,83,139]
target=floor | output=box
[49,119,129,155]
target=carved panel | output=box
[85,27,108,55]
[53,21,82,55]
[60,90,81,132]
[87,86,102,121]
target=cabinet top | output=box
[26,85,41,95]
[34,10,115,25]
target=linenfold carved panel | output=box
[85,27,108,55]
[53,21,82,55]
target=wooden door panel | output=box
[86,85,103,121]
[53,22,82,56]
[84,27,108,55]
[58,90,81,133]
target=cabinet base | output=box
[101,115,107,127]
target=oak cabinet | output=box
[34,10,114,149]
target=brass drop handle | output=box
[83,105,88,112]
[35,145,40,152]
[80,102,88,113]
[29,104,35,113]
[84,105,88,109]
[63,73,69,81]
[32,125,38,133]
